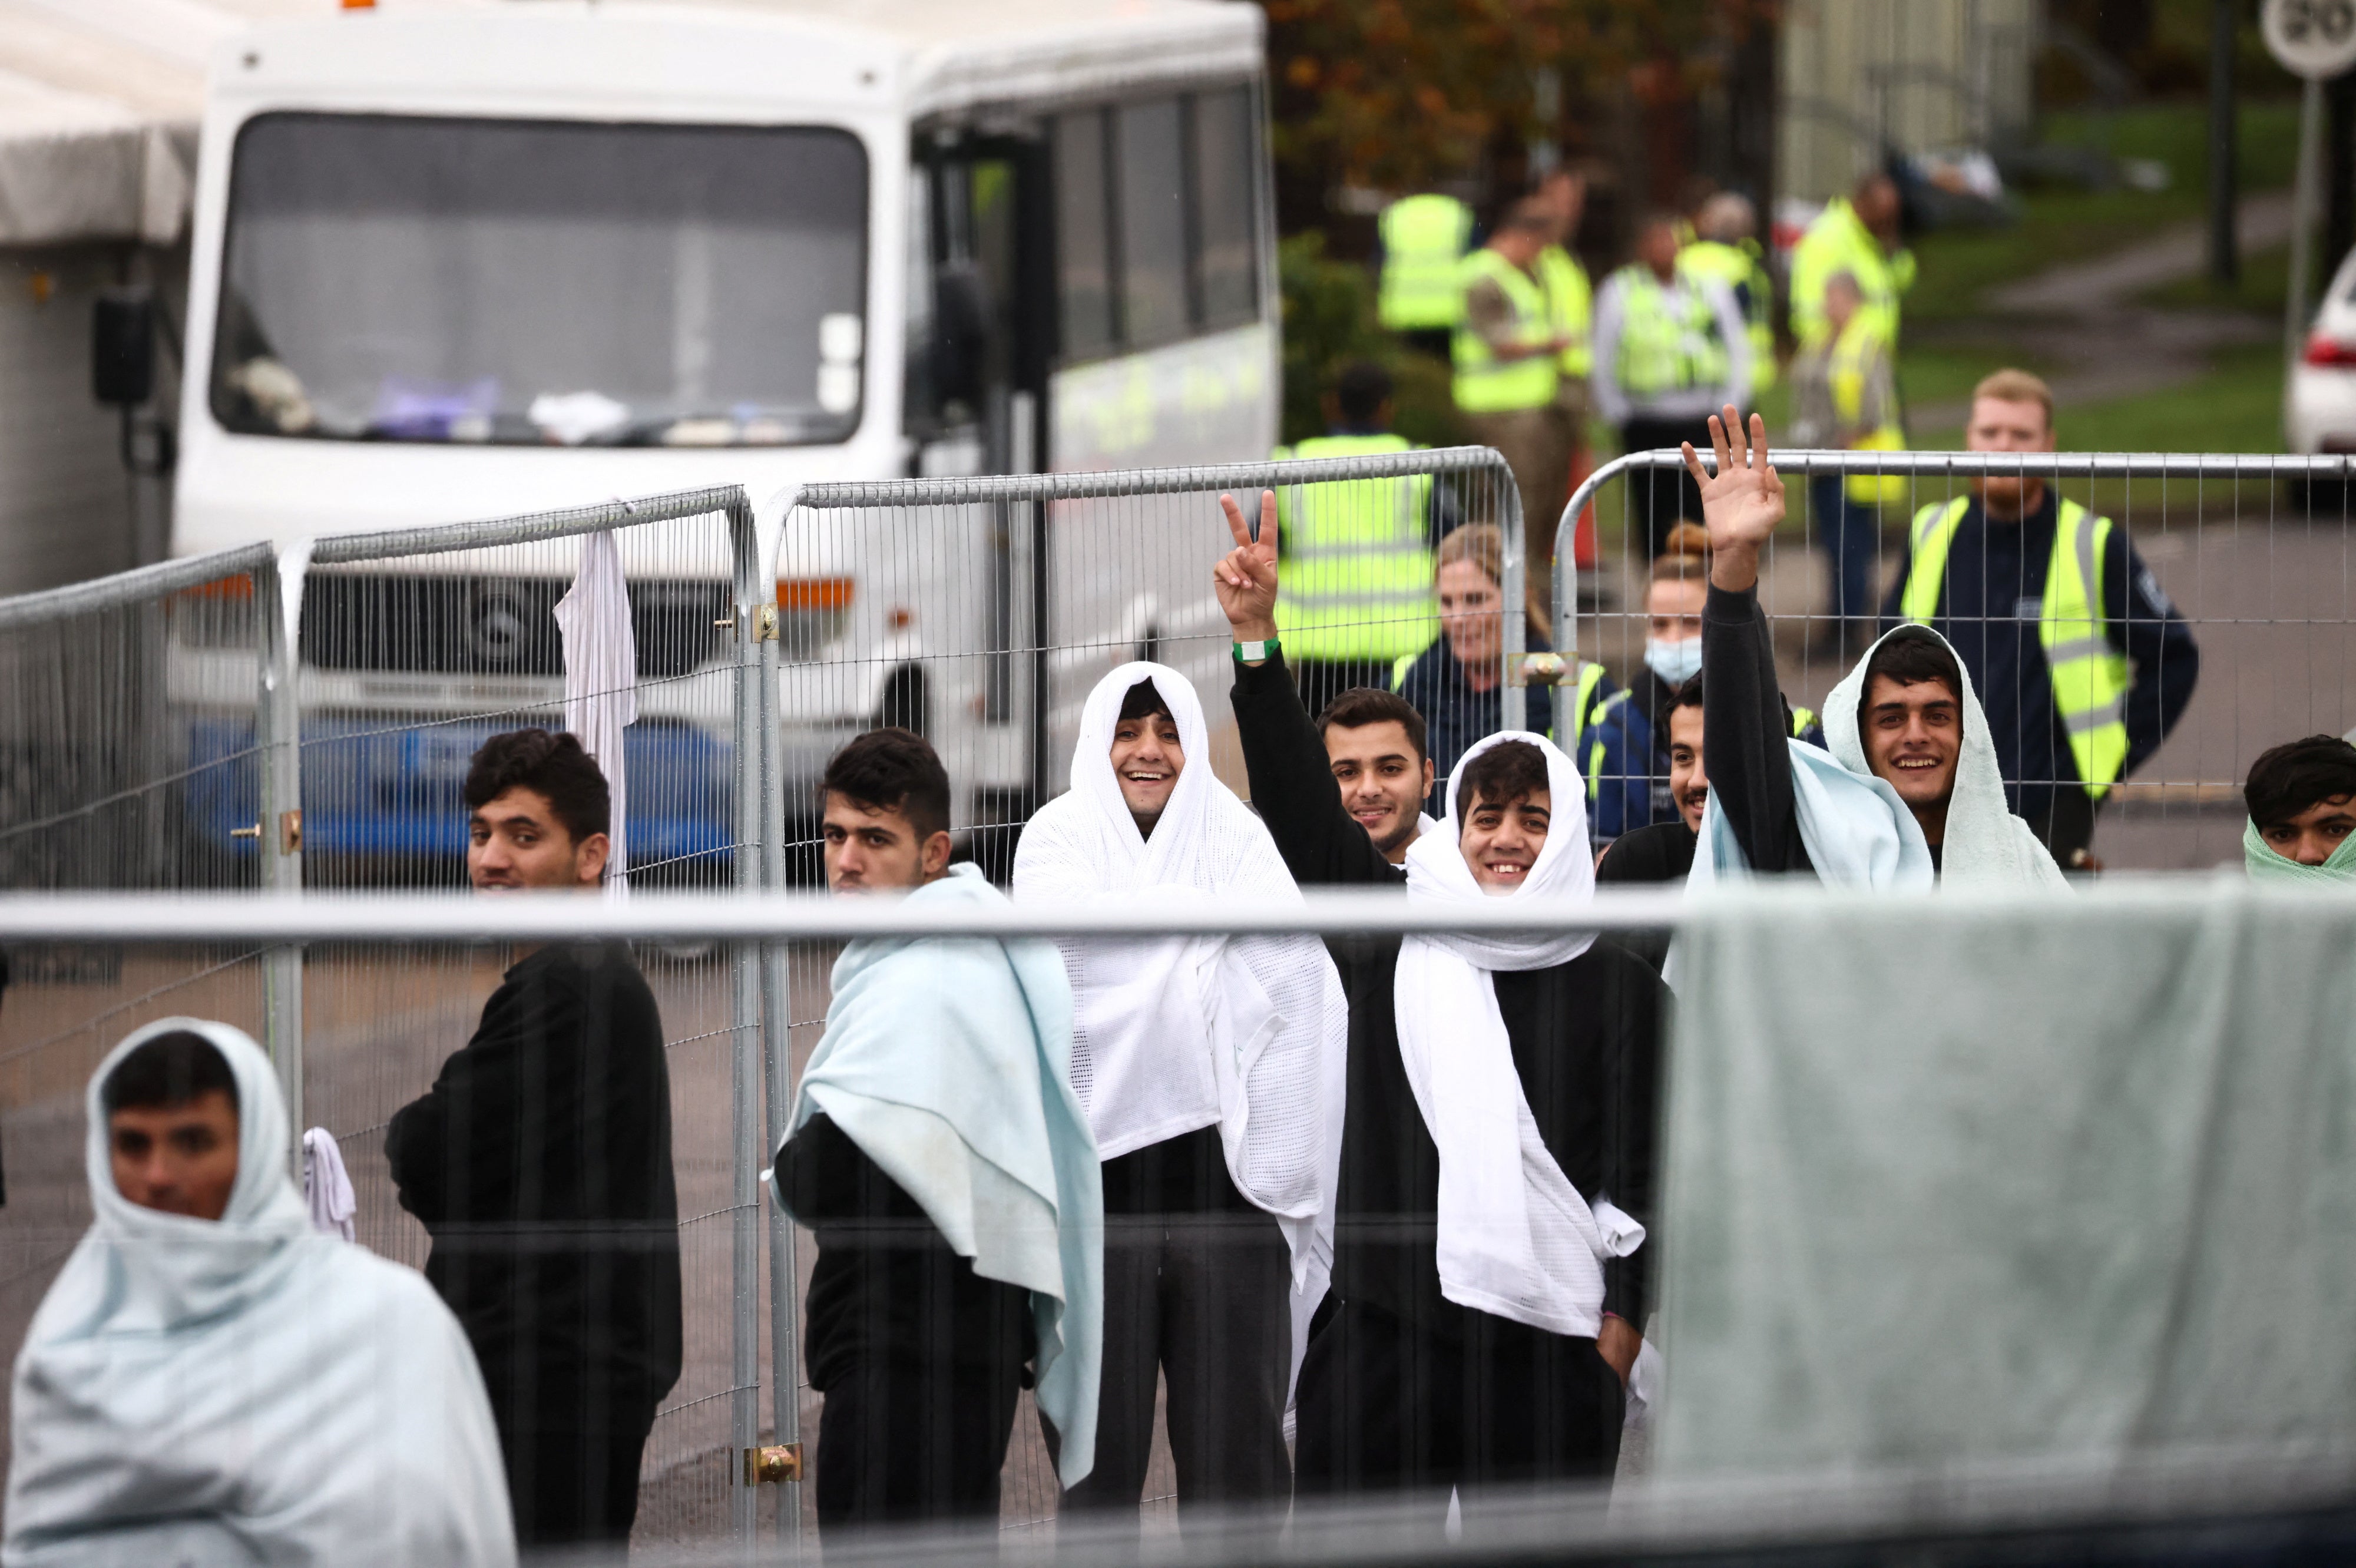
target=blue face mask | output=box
[1645,635,1702,687]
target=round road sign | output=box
[2265,0,2356,80]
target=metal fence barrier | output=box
[11,443,2356,1547]
[0,544,298,1466]
[1550,449,2356,872]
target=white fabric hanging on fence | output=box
[553,530,636,895]
[301,1127,356,1242]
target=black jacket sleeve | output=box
[1230,652,1406,888]
[1596,948,1666,1325]
[2103,528,2200,776]
[1702,582,1814,875]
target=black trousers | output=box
[1061,1209,1294,1515]
[1295,657,1405,719]
[1618,416,1716,560]
[497,1382,660,1550]
[815,1334,1025,1531]
[1294,1297,1622,1501]
[2027,787,2102,871]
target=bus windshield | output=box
[211,114,869,447]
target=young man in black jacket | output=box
[387,729,682,1549]
[1214,491,1665,1501]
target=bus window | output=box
[1115,99,1187,349]
[1190,87,1258,329]
[1055,111,1115,361]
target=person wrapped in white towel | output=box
[1216,490,1667,1508]
[5,1020,514,1567]
[1685,405,2069,891]
[1015,663,1346,1517]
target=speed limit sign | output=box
[2265,0,2356,80]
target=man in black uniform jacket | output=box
[1215,491,1664,1501]
[387,729,682,1549]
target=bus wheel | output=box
[876,664,928,737]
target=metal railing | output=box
[1548,448,2356,867]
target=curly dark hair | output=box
[822,727,951,841]
[2245,735,2356,831]
[1455,738,1550,816]
[462,728,610,845]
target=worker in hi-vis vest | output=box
[1880,369,2199,872]
[1590,211,1751,560]
[1534,169,1599,574]
[1677,192,1778,392]
[1273,359,1457,719]
[1789,171,1915,352]
[1452,199,1583,577]
[1787,270,1904,653]
[1377,192,1474,362]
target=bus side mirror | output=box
[93,287,157,407]
[931,264,988,415]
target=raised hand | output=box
[1213,490,1280,646]
[1682,405,1783,591]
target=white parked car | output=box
[2285,244,2356,469]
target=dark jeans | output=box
[1295,657,1407,718]
[1809,473,1885,633]
[2027,786,2102,872]
[1295,1297,1623,1501]
[1061,1208,1294,1516]
[1618,416,1715,559]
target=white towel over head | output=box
[1397,730,1642,1339]
[1014,662,1346,1288]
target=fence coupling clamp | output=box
[231,823,262,840]
[1512,651,1569,688]
[754,606,778,642]
[743,1443,802,1486]
[279,810,303,856]
[713,616,736,635]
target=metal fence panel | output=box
[0,545,284,1494]
[1552,450,2356,872]
[289,488,771,1547]
[777,447,1521,1529]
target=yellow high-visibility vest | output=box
[1828,313,1907,506]
[1899,497,2130,797]
[1677,237,1776,390]
[1452,249,1559,413]
[1609,265,1730,399]
[1790,197,1913,349]
[1379,194,1475,332]
[1537,244,1593,378]
[1270,433,1440,662]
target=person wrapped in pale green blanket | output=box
[2244,734,2356,882]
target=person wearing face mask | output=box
[774,728,1101,1533]
[1581,526,1818,849]
[7,1021,514,1567]
[1686,406,2066,891]
[1014,666,1346,1521]
[1392,523,1614,815]
[1217,491,1666,1509]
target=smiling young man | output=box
[1687,409,2066,888]
[2244,735,2356,881]
[776,727,1101,1533]
[8,1021,514,1566]
[1216,491,1664,1507]
[386,728,681,1550]
[1318,687,1437,863]
[1017,668,1342,1523]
